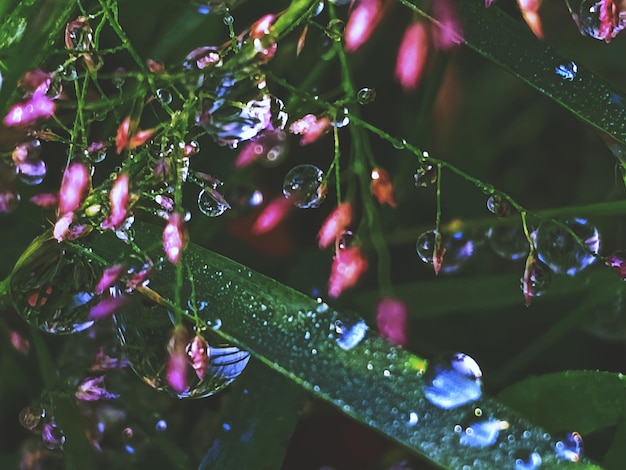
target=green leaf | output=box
[84,221,607,469]
[401,0,626,145]
[603,418,626,470]
[199,359,307,469]
[498,371,626,435]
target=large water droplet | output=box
[198,187,231,217]
[65,17,94,52]
[555,432,583,462]
[19,406,45,430]
[487,225,529,261]
[325,19,345,42]
[514,449,542,470]
[578,0,625,41]
[334,319,368,350]
[554,61,577,81]
[535,218,600,275]
[156,88,172,106]
[9,235,101,334]
[423,352,483,409]
[416,230,475,273]
[486,194,511,218]
[585,285,626,341]
[414,163,437,188]
[457,415,509,448]
[282,164,327,208]
[115,300,249,399]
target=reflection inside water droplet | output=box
[198,187,231,217]
[457,417,509,448]
[416,231,475,273]
[487,224,529,261]
[282,164,326,208]
[423,352,483,409]
[555,61,577,81]
[535,218,599,275]
[514,448,542,470]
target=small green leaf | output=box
[498,371,626,435]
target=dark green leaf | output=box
[498,371,626,435]
[603,418,626,470]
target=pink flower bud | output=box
[370,168,397,207]
[167,326,189,394]
[115,117,155,154]
[59,162,89,215]
[606,252,626,279]
[3,92,55,127]
[289,114,331,145]
[101,173,129,230]
[53,212,74,242]
[186,335,210,380]
[89,295,128,321]
[395,21,429,92]
[95,264,125,295]
[376,297,408,347]
[432,0,464,50]
[163,213,188,264]
[31,193,58,208]
[252,197,292,234]
[9,330,30,355]
[250,14,276,38]
[318,202,352,249]
[345,0,385,52]
[328,246,368,298]
[75,376,119,401]
[517,0,543,39]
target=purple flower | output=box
[75,376,119,401]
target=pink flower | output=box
[318,202,352,249]
[9,330,30,355]
[186,335,210,380]
[395,21,430,92]
[289,114,331,145]
[485,0,496,6]
[328,246,368,298]
[163,213,188,264]
[53,212,74,242]
[371,167,397,207]
[101,173,129,229]
[30,193,58,208]
[606,252,626,279]
[432,0,464,50]
[59,162,90,215]
[19,69,54,96]
[517,0,543,39]
[90,347,129,371]
[89,295,128,320]
[3,92,55,127]
[115,116,155,154]
[167,326,189,394]
[94,264,125,295]
[250,14,276,38]
[252,196,293,234]
[75,376,119,401]
[345,0,386,52]
[376,297,408,347]
[432,231,446,276]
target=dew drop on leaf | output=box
[334,319,368,350]
[535,218,600,275]
[357,87,376,105]
[115,301,249,399]
[555,432,583,462]
[514,449,542,470]
[282,164,327,208]
[487,224,529,261]
[423,352,483,409]
[456,416,509,448]
[198,187,231,217]
[9,235,101,334]
[554,61,577,81]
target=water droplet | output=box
[514,449,542,470]
[535,218,600,275]
[486,194,511,218]
[407,412,419,426]
[192,0,241,15]
[521,255,552,304]
[337,230,355,250]
[423,352,483,409]
[334,319,368,350]
[458,418,509,448]
[115,302,249,399]
[416,230,475,273]
[578,0,625,40]
[42,422,65,449]
[393,139,407,150]
[13,139,45,184]
[414,163,437,188]
[156,88,172,106]
[282,164,327,208]
[184,46,222,71]
[357,87,376,105]
[85,141,108,163]
[555,432,583,462]
[155,419,167,431]
[330,106,350,127]
[58,64,78,81]
[555,61,577,81]
[112,67,126,88]
[198,187,231,217]
[10,236,99,334]
[325,19,345,42]
[314,1,325,16]
[19,406,45,430]
[195,67,281,147]
[487,224,529,261]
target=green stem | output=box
[0,276,11,311]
